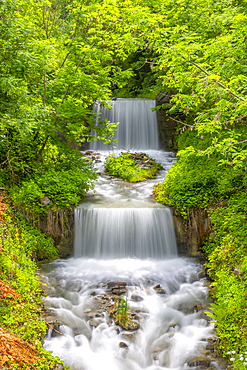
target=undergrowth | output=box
[8,156,97,215]
[0,200,66,369]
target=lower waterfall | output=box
[74,207,177,259]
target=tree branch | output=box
[119,20,247,102]
[183,59,247,102]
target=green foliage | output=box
[205,232,247,359]
[154,130,247,217]
[0,213,65,369]
[14,213,58,261]
[7,148,97,213]
[105,152,163,182]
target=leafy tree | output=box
[0,0,138,189]
[117,0,247,170]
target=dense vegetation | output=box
[105,152,163,182]
[0,198,66,369]
[1,0,247,368]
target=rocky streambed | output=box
[41,257,228,370]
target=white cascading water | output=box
[42,99,223,370]
[90,99,159,150]
[74,208,177,259]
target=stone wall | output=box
[16,207,75,259]
[156,93,178,150]
[172,208,212,256]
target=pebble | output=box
[131,294,144,302]
[119,342,128,348]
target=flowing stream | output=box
[42,100,223,370]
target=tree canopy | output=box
[1,0,247,198]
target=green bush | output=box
[9,161,97,212]
[105,152,163,182]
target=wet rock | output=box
[85,150,94,155]
[134,308,148,315]
[119,342,128,348]
[193,304,202,312]
[130,313,139,320]
[108,317,114,325]
[131,294,144,302]
[66,280,82,292]
[168,323,179,332]
[153,284,161,289]
[40,196,50,207]
[206,343,215,351]
[71,320,91,340]
[107,282,127,288]
[117,320,140,331]
[112,288,127,295]
[153,352,160,361]
[208,337,217,343]
[210,366,219,370]
[89,318,104,328]
[46,320,63,338]
[45,315,58,323]
[86,312,102,318]
[121,333,136,343]
[52,364,66,370]
[187,355,211,368]
[198,271,205,279]
[154,347,162,353]
[153,284,166,294]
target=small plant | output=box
[110,297,140,331]
[114,297,130,325]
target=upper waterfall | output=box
[90,99,159,150]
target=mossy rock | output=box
[104,152,163,183]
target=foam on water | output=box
[43,257,215,370]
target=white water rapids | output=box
[42,99,222,370]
